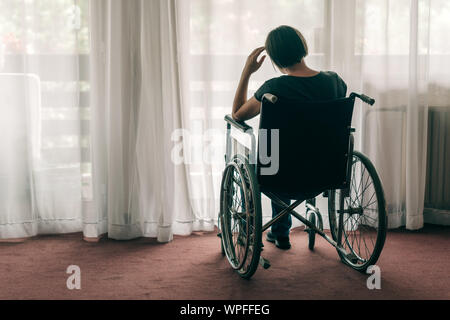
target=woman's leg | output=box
[271,195,292,238]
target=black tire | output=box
[328,151,387,272]
[218,216,225,256]
[308,212,316,251]
[221,241,225,256]
[219,155,262,279]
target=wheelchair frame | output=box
[219,93,387,278]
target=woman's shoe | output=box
[266,231,291,250]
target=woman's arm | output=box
[232,47,266,122]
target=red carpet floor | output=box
[0,224,448,300]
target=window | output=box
[0,0,91,199]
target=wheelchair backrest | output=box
[257,95,355,196]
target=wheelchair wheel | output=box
[219,154,262,279]
[328,151,387,272]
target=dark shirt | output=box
[254,71,347,102]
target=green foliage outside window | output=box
[0,0,89,54]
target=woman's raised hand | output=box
[243,47,266,75]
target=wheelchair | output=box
[218,93,387,279]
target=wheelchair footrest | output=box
[345,252,359,264]
[259,256,271,270]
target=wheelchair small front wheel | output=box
[307,212,316,251]
[328,151,387,272]
[220,155,262,279]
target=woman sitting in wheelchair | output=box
[231,25,347,250]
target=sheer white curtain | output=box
[176,0,450,230]
[0,0,89,239]
[89,0,196,242]
[2,0,448,241]
[347,0,450,229]
[0,0,197,241]
[176,0,331,229]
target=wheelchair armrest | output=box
[225,114,253,133]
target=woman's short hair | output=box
[265,25,309,69]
